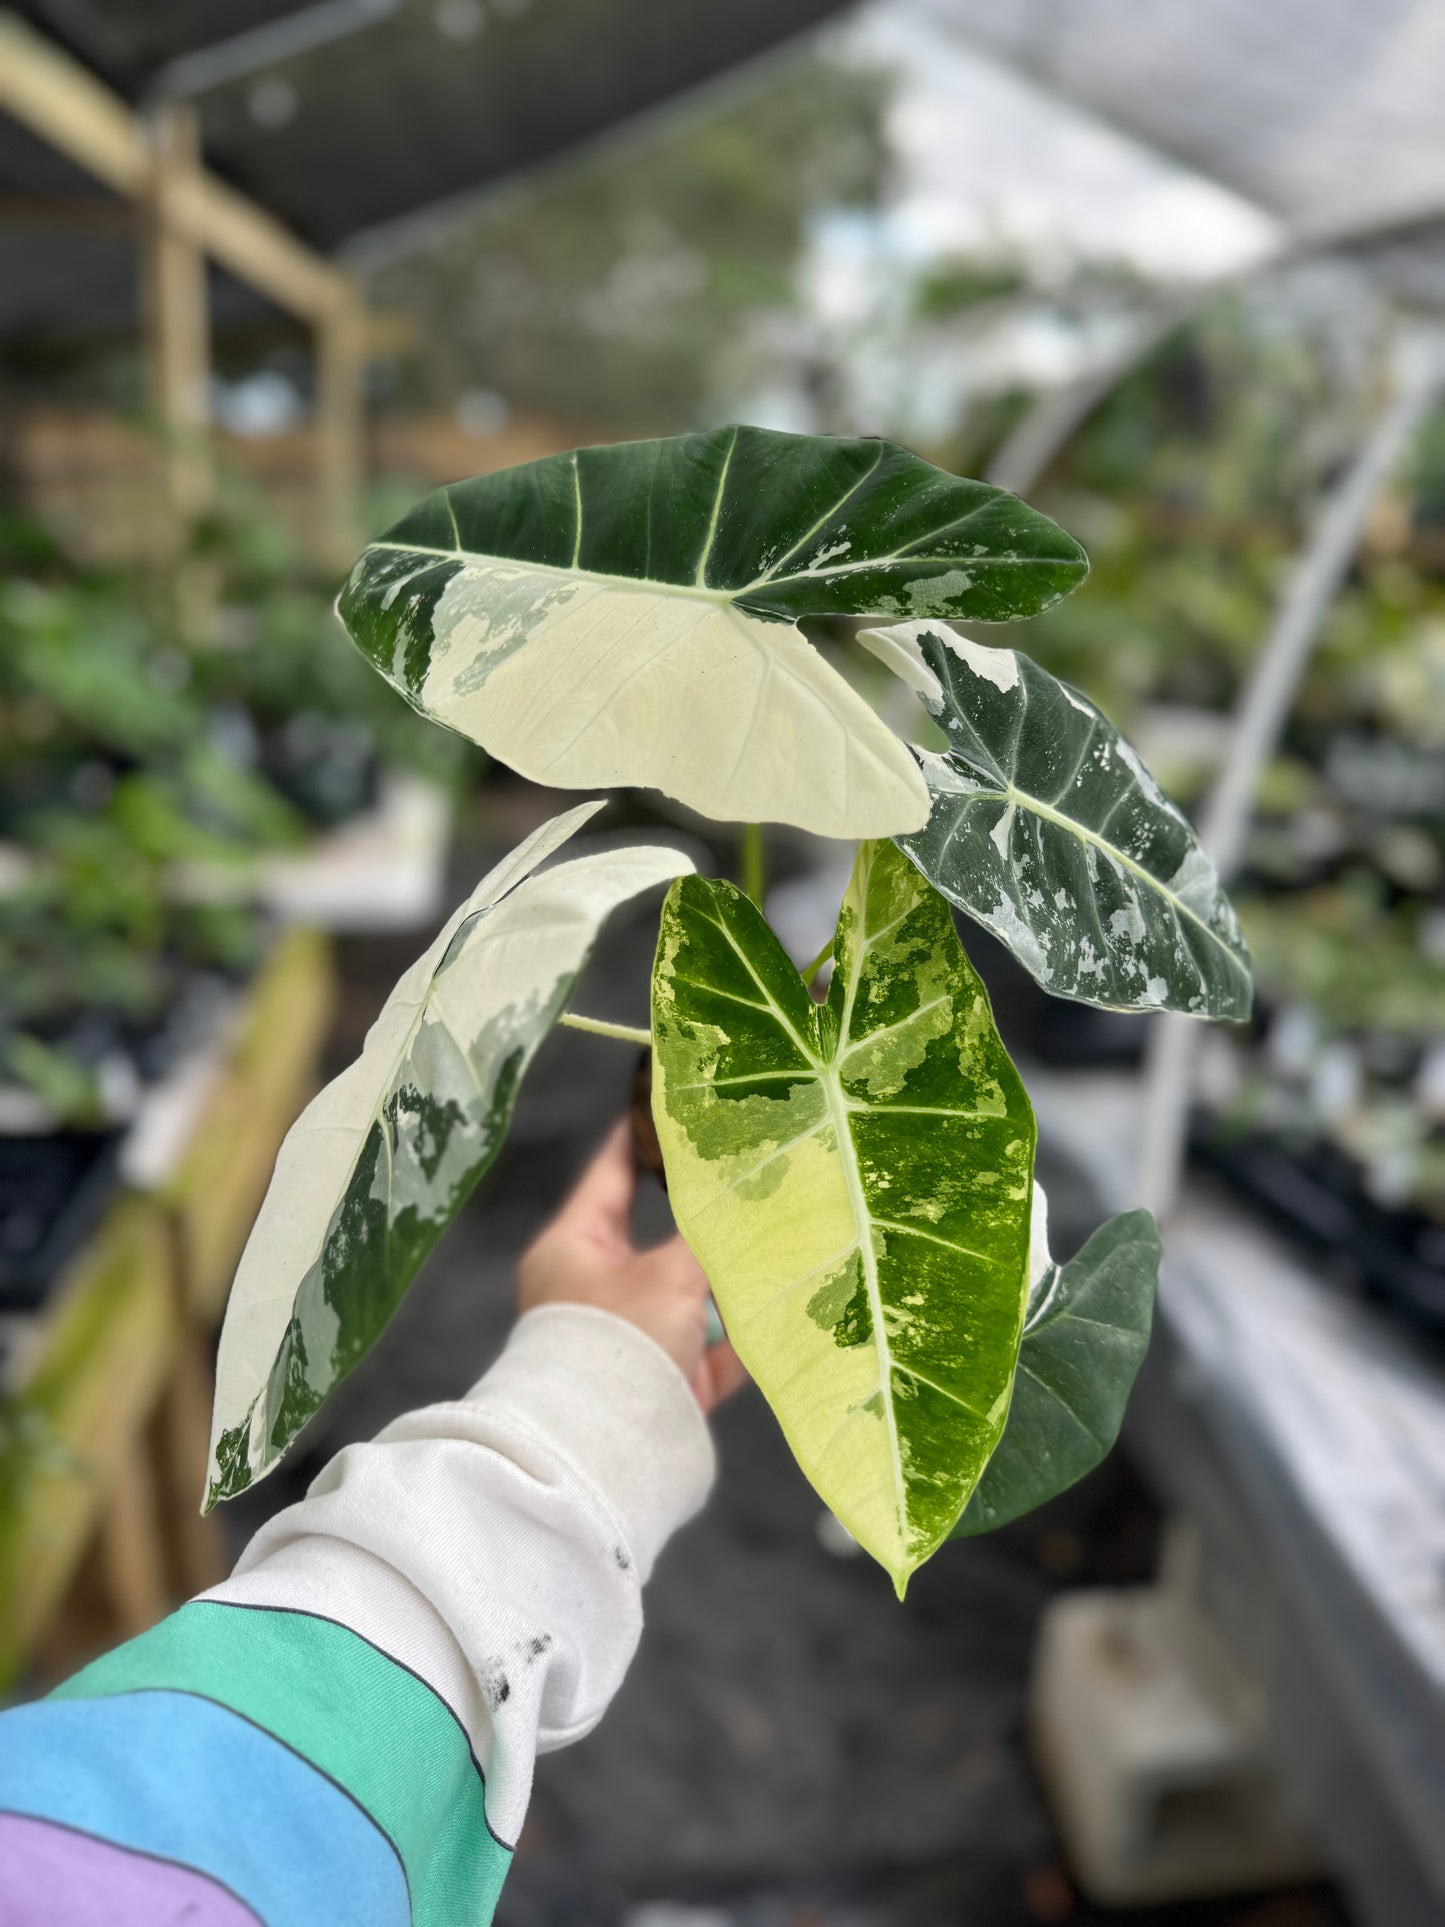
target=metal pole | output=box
[146,0,402,106]
[1138,326,1443,1218]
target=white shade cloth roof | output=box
[912,0,1445,297]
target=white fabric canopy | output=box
[916,0,1445,235]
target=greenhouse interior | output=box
[0,2,1442,1924]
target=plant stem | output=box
[739,821,766,906]
[801,938,834,985]
[558,1012,652,1048]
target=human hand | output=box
[518,1120,748,1415]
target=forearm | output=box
[0,1305,714,1926]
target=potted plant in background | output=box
[0,485,469,1313]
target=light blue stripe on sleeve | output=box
[0,1692,409,1927]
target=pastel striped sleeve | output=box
[0,1304,715,1926]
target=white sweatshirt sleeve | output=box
[207,1302,716,1847]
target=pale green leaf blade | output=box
[869,623,1252,1019]
[206,805,692,1506]
[651,839,1035,1594]
[337,427,1086,840]
[952,1204,1160,1537]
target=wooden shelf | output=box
[165,927,336,1323]
[0,1198,174,1684]
[0,928,336,1689]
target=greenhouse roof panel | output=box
[4,0,852,253]
[914,0,1445,244]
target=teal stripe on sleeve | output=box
[52,1600,512,1927]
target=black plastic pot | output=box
[1191,1116,1445,1341]
[261,719,380,828]
[0,1128,124,1311]
[955,917,1151,1069]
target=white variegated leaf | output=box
[338,427,1087,840]
[865,623,1252,1019]
[206,803,691,1505]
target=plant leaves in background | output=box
[651,838,1035,1594]
[952,1201,1159,1536]
[206,802,692,1506]
[865,623,1252,1019]
[338,427,1086,839]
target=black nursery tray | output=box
[959,918,1150,1069]
[0,1129,124,1311]
[1191,1118,1445,1340]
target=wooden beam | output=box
[0,11,146,194]
[164,164,352,322]
[0,10,352,323]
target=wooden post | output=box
[317,289,366,569]
[139,103,213,541]
[0,17,374,579]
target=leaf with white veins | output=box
[338,427,1087,840]
[651,838,1035,1594]
[865,623,1252,1019]
[952,1196,1159,1536]
[206,802,691,1506]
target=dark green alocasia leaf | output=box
[952,1202,1160,1537]
[337,426,1087,840]
[651,838,1036,1595]
[206,803,691,1507]
[865,623,1252,1019]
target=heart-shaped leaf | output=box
[651,838,1035,1594]
[338,427,1087,840]
[206,803,692,1506]
[866,623,1251,1019]
[952,1200,1159,1537]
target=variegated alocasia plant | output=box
[208,427,1249,1594]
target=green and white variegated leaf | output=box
[866,623,1252,1019]
[338,427,1087,840]
[952,1190,1159,1537]
[651,837,1036,1595]
[206,802,691,1507]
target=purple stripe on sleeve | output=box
[0,1812,262,1927]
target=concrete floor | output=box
[222,788,1354,1927]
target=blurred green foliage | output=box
[989,286,1445,1217]
[1241,881,1445,1041]
[0,476,464,1114]
[913,259,1027,320]
[372,51,889,431]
